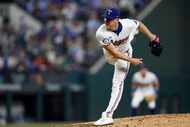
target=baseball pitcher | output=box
[94,8,162,126]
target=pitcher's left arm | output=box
[138,21,163,56]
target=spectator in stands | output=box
[86,11,101,36]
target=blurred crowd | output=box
[0,0,152,86]
[0,16,88,86]
[16,0,152,22]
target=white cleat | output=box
[93,117,113,126]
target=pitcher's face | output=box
[105,18,119,31]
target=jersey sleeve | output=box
[125,19,140,35]
[151,73,159,84]
[128,19,140,31]
[96,31,114,46]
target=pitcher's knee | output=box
[115,60,129,71]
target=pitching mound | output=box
[72,114,190,127]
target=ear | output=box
[116,18,119,22]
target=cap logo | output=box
[107,9,112,15]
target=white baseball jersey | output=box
[96,18,139,64]
[132,71,158,85]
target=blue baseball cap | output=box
[103,8,120,22]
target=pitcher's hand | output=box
[128,58,143,65]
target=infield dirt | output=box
[71,114,190,127]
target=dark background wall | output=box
[87,0,190,120]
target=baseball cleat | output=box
[93,117,113,126]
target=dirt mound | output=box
[72,114,190,127]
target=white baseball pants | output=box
[103,59,130,118]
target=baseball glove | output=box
[149,36,163,57]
